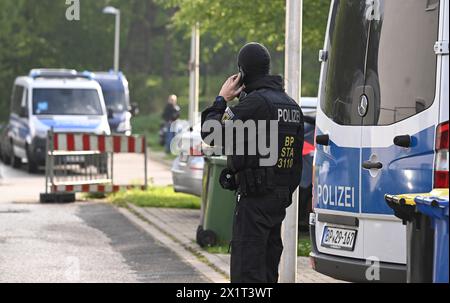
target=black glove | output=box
[219,169,238,191]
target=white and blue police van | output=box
[310,0,449,282]
[6,69,110,173]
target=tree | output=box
[158,0,330,96]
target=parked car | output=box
[298,107,317,230]
[6,69,110,173]
[87,71,138,136]
[310,0,448,283]
[171,123,204,197]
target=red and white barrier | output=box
[41,131,148,202]
[52,184,147,194]
[52,133,146,154]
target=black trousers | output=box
[230,189,291,283]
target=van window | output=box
[20,90,29,118]
[10,85,24,115]
[365,0,440,125]
[102,89,127,112]
[32,89,103,116]
[321,0,370,126]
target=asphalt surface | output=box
[0,160,208,283]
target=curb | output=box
[118,204,229,283]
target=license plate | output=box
[321,226,357,251]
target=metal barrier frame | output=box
[42,130,148,202]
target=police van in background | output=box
[310,0,448,282]
[87,71,138,136]
[5,69,110,173]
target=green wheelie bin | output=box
[196,156,236,247]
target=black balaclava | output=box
[237,42,271,85]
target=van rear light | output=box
[302,141,315,156]
[189,144,204,157]
[434,121,449,188]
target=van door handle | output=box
[315,134,329,146]
[393,135,411,148]
[362,161,383,170]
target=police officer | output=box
[201,42,304,283]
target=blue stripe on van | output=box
[361,126,435,215]
[10,114,30,140]
[313,129,361,213]
[314,125,436,215]
[38,119,101,130]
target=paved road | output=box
[0,157,208,283]
[0,151,172,204]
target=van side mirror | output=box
[130,103,139,116]
[107,108,114,119]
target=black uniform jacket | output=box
[201,75,304,197]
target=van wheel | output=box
[10,149,21,169]
[26,146,39,174]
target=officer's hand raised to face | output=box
[219,74,245,102]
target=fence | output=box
[40,130,148,203]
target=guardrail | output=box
[40,130,148,203]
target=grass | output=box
[108,186,201,209]
[201,233,312,257]
[298,233,312,257]
[204,244,231,254]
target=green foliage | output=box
[158,0,330,96]
[0,0,330,122]
[298,233,312,257]
[109,186,201,209]
[202,233,312,256]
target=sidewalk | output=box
[123,204,344,283]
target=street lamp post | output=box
[103,6,121,73]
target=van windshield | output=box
[32,88,103,116]
[102,89,128,112]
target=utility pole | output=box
[189,23,200,126]
[280,0,302,283]
[103,6,121,73]
[114,10,121,72]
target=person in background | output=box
[162,94,181,154]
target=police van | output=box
[6,69,110,173]
[310,0,449,282]
[88,71,138,136]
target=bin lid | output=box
[207,156,228,166]
[414,189,449,219]
[384,193,422,223]
[384,193,427,206]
